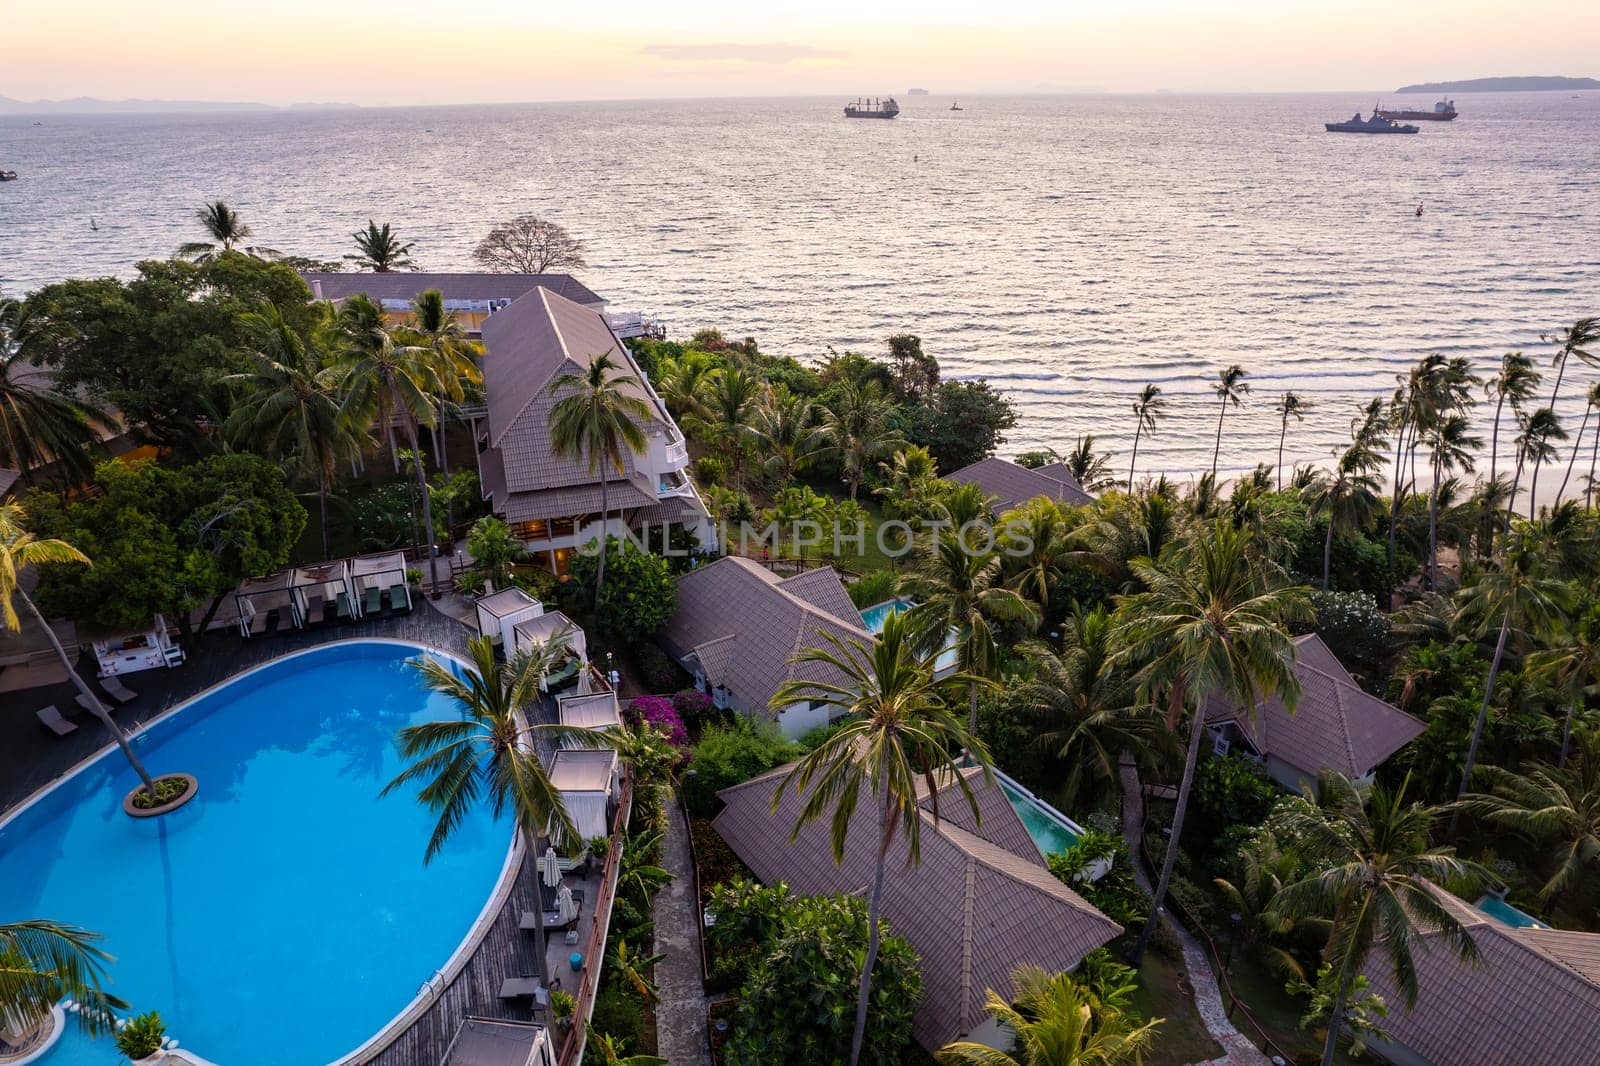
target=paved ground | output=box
[652,791,711,1066]
[1118,756,1273,1066]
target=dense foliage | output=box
[566,536,676,643]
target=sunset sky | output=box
[6,0,1598,105]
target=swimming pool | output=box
[1000,782,1083,858]
[0,640,514,1065]
[859,598,959,673]
[1476,895,1548,929]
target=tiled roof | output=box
[713,762,1120,1048]
[1203,634,1424,779]
[1367,887,1600,1066]
[299,271,604,307]
[775,569,864,627]
[548,748,617,792]
[491,474,659,524]
[944,456,1093,514]
[559,692,622,731]
[662,557,872,718]
[476,587,540,619]
[0,468,19,498]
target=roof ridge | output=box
[960,857,976,1034]
[932,814,1114,925]
[1506,925,1600,990]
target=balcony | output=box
[662,438,689,469]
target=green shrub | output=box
[566,537,675,643]
[455,570,487,595]
[1306,589,1390,681]
[510,565,560,603]
[1167,873,1215,927]
[684,719,798,816]
[586,986,645,1057]
[695,455,727,488]
[115,1011,166,1060]
[847,569,899,609]
[1191,753,1279,853]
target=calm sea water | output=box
[2,92,1597,478]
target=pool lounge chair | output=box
[498,977,548,1004]
[336,591,354,621]
[100,676,137,703]
[364,586,382,616]
[247,610,268,636]
[37,705,77,736]
[388,583,410,612]
[304,594,325,623]
[75,692,117,715]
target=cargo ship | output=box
[1375,99,1458,121]
[844,97,899,119]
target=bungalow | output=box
[476,286,714,571]
[1203,634,1425,792]
[714,762,1122,1051]
[659,556,871,738]
[1364,887,1600,1066]
[298,271,605,337]
[944,456,1093,514]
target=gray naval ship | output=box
[1325,111,1419,134]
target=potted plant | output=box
[550,988,576,1034]
[115,1011,166,1064]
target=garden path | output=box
[652,788,712,1066]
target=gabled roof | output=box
[548,748,617,792]
[661,557,872,717]
[475,587,541,619]
[774,569,864,627]
[1366,887,1600,1066]
[1203,634,1424,779]
[714,762,1121,1048]
[299,271,604,308]
[559,692,623,731]
[944,456,1093,513]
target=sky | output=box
[5,0,1599,105]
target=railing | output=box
[677,785,716,990]
[557,772,633,1066]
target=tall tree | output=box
[1541,317,1600,424]
[1310,444,1383,590]
[0,296,103,485]
[383,633,596,984]
[403,289,482,530]
[548,352,651,596]
[1275,771,1482,1066]
[1127,383,1166,491]
[176,201,278,262]
[699,367,760,491]
[346,220,416,272]
[770,609,990,1066]
[1421,414,1481,590]
[1274,391,1309,492]
[1209,364,1250,483]
[1585,383,1600,510]
[936,964,1162,1066]
[0,504,158,798]
[471,215,587,273]
[1112,520,1311,965]
[1484,351,1540,480]
[1557,376,1600,506]
[1065,435,1116,494]
[0,919,125,1039]
[821,380,902,501]
[1521,407,1569,521]
[1528,598,1600,768]
[752,385,825,485]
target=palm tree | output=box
[1213,830,1316,981]
[225,305,357,559]
[584,1024,667,1066]
[1274,391,1309,491]
[0,332,102,486]
[752,386,825,485]
[404,289,482,530]
[999,497,1072,612]
[1541,317,1600,423]
[1209,364,1250,483]
[1017,608,1149,810]
[1458,728,1600,901]
[1484,352,1540,480]
[1556,377,1600,506]
[656,353,714,425]
[0,919,124,1039]
[1309,444,1384,590]
[1519,407,1568,522]
[1528,599,1600,768]
[1448,522,1571,835]
[821,380,901,500]
[770,609,990,1066]
[176,201,278,262]
[605,936,666,1002]
[905,538,1039,732]
[1584,383,1600,510]
[346,220,416,272]
[1065,435,1116,495]
[698,367,760,491]
[936,964,1162,1066]
[1127,383,1166,490]
[1111,520,1311,965]
[548,352,651,595]
[382,633,595,984]
[1421,414,1481,590]
[1274,771,1482,1066]
[0,504,158,798]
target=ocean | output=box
[2,92,1597,479]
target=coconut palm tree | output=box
[0,919,124,1039]
[346,220,416,272]
[1541,317,1600,422]
[0,331,103,486]
[905,538,1039,732]
[1421,414,1481,590]
[1209,364,1250,483]
[1528,599,1600,768]
[936,964,1162,1066]
[382,632,596,984]
[548,352,651,596]
[0,504,158,798]
[403,289,482,531]
[752,386,825,485]
[999,497,1073,613]
[1448,522,1571,835]
[1386,355,1464,567]
[656,352,714,425]
[689,366,757,491]
[1274,771,1482,1066]
[821,380,902,501]
[1065,435,1116,495]
[1274,391,1309,492]
[1520,407,1568,522]
[1556,377,1600,506]
[1485,352,1541,480]
[1111,520,1311,965]
[1583,383,1600,510]
[1309,443,1383,590]
[1213,830,1317,981]
[225,305,358,559]
[1458,728,1600,901]
[176,201,278,262]
[770,609,990,1066]
[1127,383,1166,490]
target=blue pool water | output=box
[859,599,959,672]
[0,641,512,1065]
[1476,895,1548,929]
[1001,783,1082,858]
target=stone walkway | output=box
[1118,757,1273,1066]
[652,791,711,1066]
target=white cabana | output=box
[475,588,544,649]
[87,614,183,676]
[350,552,411,615]
[512,610,587,665]
[291,559,355,626]
[547,748,619,843]
[557,692,622,747]
[234,569,295,637]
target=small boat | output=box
[1324,112,1418,134]
[950,101,964,111]
[0,170,18,182]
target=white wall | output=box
[776,700,829,740]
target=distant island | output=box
[907,88,930,95]
[0,94,359,115]
[1396,75,1600,93]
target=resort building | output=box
[1202,634,1425,792]
[299,272,606,337]
[714,763,1122,1051]
[1364,886,1600,1066]
[476,286,714,571]
[943,456,1093,514]
[659,556,871,738]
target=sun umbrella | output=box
[541,846,562,888]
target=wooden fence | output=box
[556,772,634,1066]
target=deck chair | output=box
[248,611,268,636]
[37,705,77,736]
[335,591,353,621]
[498,977,547,1003]
[100,676,137,703]
[364,585,382,615]
[304,594,325,623]
[388,583,410,612]
[75,692,114,715]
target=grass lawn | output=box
[1224,955,1358,1065]
[1132,950,1223,1066]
